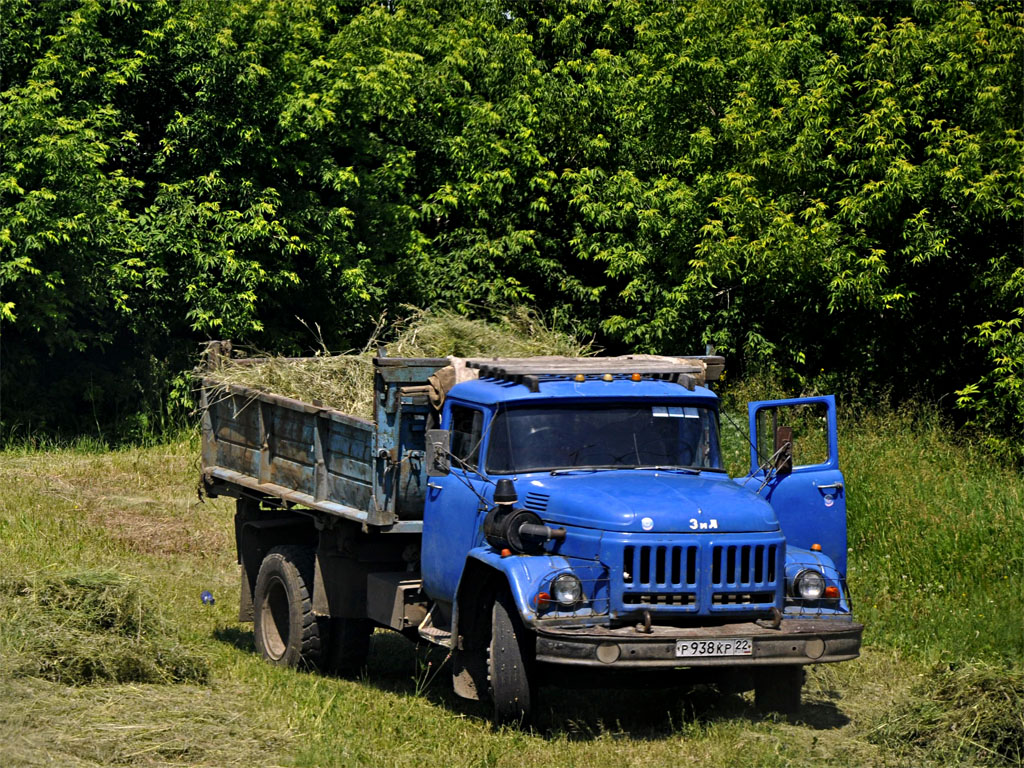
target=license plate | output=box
[675,638,753,657]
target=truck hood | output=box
[516,471,779,534]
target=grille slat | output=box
[624,593,695,606]
[712,592,774,605]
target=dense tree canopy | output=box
[1,0,1021,453]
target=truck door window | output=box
[450,406,484,472]
[756,402,829,468]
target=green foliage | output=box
[1,0,1021,447]
[841,404,1024,664]
[956,265,1024,464]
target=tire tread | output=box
[253,545,322,669]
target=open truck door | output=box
[746,395,847,576]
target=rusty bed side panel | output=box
[200,379,379,524]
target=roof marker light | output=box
[631,373,642,381]
[602,373,613,382]
[574,374,585,382]
[811,543,822,551]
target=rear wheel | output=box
[253,546,322,669]
[755,665,803,714]
[488,589,534,726]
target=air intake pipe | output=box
[483,479,566,554]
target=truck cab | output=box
[420,364,860,722]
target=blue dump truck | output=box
[200,352,862,724]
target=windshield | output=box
[486,402,724,475]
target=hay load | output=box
[201,309,593,419]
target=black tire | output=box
[253,545,322,669]
[754,665,803,714]
[488,589,535,726]
[323,616,372,678]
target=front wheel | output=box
[488,589,535,726]
[253,546,322,669]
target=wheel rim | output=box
[259,575,290,660]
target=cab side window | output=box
[450,406,484,472]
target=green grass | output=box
[1,410,1022,767]
[843,406,1024,663]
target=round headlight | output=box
[793,569,826,600]
[551,573,583,607]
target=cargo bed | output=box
[199,356,449,531]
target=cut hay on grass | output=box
[0,569,209,686]
[870,661,1024,766]
[201,308,594,419]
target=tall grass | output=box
[842,406,1024,664]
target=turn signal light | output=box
[534,591,550,607]
[500,548,512,558]
[824,586,840,599]
[811,543,822,551]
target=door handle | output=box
[815,481,844,491]
[427,482,443,491]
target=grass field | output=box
[1,403,1022,767]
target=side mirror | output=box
[774,425,793,474]
[425,429,451,477]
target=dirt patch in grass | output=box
[89,498,207,556]
[0,445,231,559]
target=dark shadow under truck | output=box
[199,352,862,724]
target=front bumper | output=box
[534,618,863,668]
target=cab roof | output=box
[447,376,720,407]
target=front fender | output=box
[460,547,576,622]
[785,546,851,614]
[446,548,574,703]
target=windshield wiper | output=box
[631,465,703,475]
[549,465,624,476]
